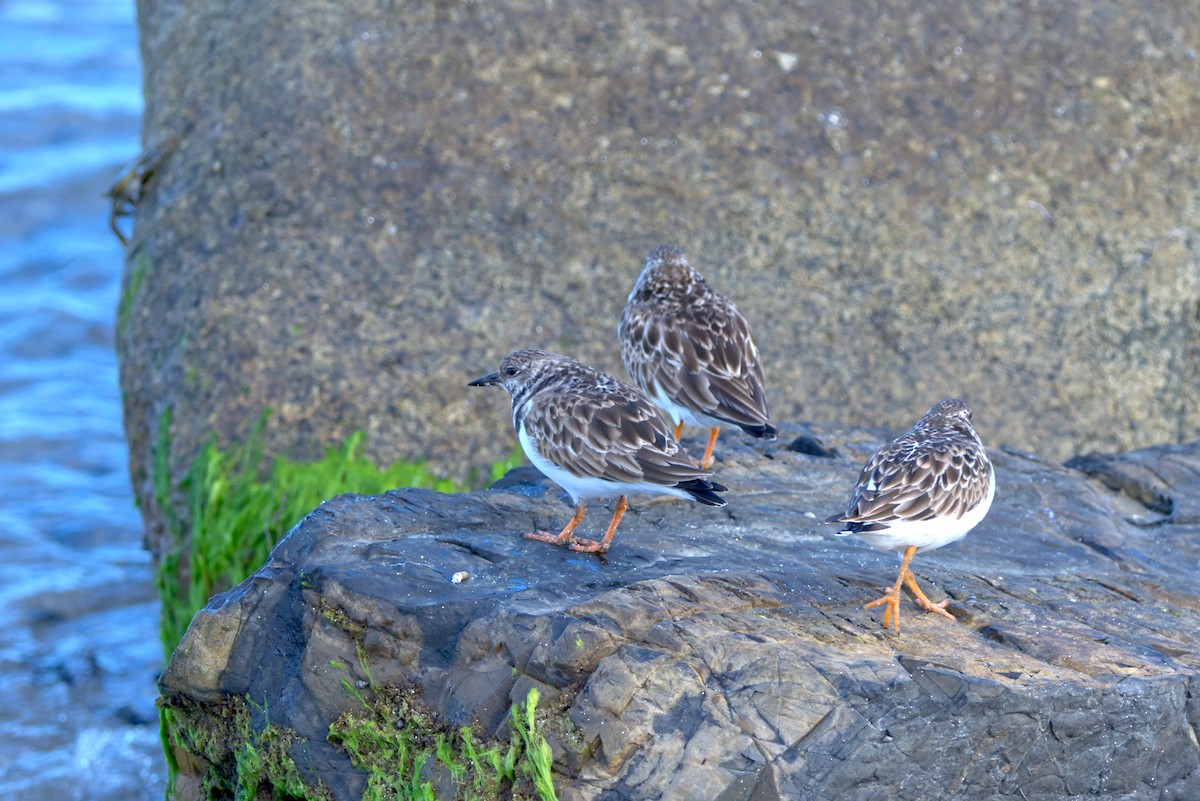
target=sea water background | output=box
[0,0,167,798]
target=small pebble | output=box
[451,571,470,584]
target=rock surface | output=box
[120,0,1200,568]
[159,427,1200,800]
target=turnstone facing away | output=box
[827,399,995,633]
[468,349,727,554]
[619,245,777,470]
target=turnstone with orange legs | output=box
[619,245,776,469]
[828,398,995,633]
[469,349,726,554]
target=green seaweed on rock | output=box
[328,686,558,801]
[160,694,330,801]
[152,407,523,797]
[152,407,523,659]
[115,250,148,340]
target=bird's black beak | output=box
[468,371,501,387]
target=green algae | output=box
[161,683,560,800]
[328,687,559,801]
[152,406,523,797]
[161,694,330,801]
[153,407,521,659]
[115,250,147,340]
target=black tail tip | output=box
[741,422,778,440]
[676,478,727,507]
[824,516,881,534]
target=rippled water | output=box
[0,1,166,798]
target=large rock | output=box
[119,0,1200,566]
[159,428,1200,800]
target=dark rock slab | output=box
[1068,443,1200,523]
[159,427,1200,800]
[120,0,1200,572]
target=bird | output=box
[468,349,727,554]
[827,398,995,633]
[618,245,776,470]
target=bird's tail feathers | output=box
[824,514,888,535]
[675,478,727,506]
[738,421,777,440]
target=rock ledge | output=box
[160,427,1200,800]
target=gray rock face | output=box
[159,429,1200,800]
[120,0,1200,568]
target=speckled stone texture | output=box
[118,1,1200,570]
[159,429,1200,800]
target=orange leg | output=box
[699,427,721,470]
[674,422,702,467]
[570,496,628,554]
[902,566,955,622]
[863,544,919,633]
[864,545,957,632]
[525,503,586,547]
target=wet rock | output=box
[159,428,1200,800]
[120,0,1200,571]
[1067,443,1200,522]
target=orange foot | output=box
[568,496,628,555]
[863,546,958,633]
[568,537,608,554]
[863,584,903,633]
[524,529,574,546]
[524,503,586,547]
[903,567,956,622]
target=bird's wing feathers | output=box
[524,382,712,485]
[839,434,991,526]
[625,297,770,429]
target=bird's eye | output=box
[504,366,517,376]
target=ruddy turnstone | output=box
[827,398,995,633]
[468,349,727,554]
[619,245,776,469]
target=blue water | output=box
[0,1,166,798]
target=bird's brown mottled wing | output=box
[838,433,992,528]
[523,382,715,486]
[625,297,771,430]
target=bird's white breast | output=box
[517,423,693,504]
